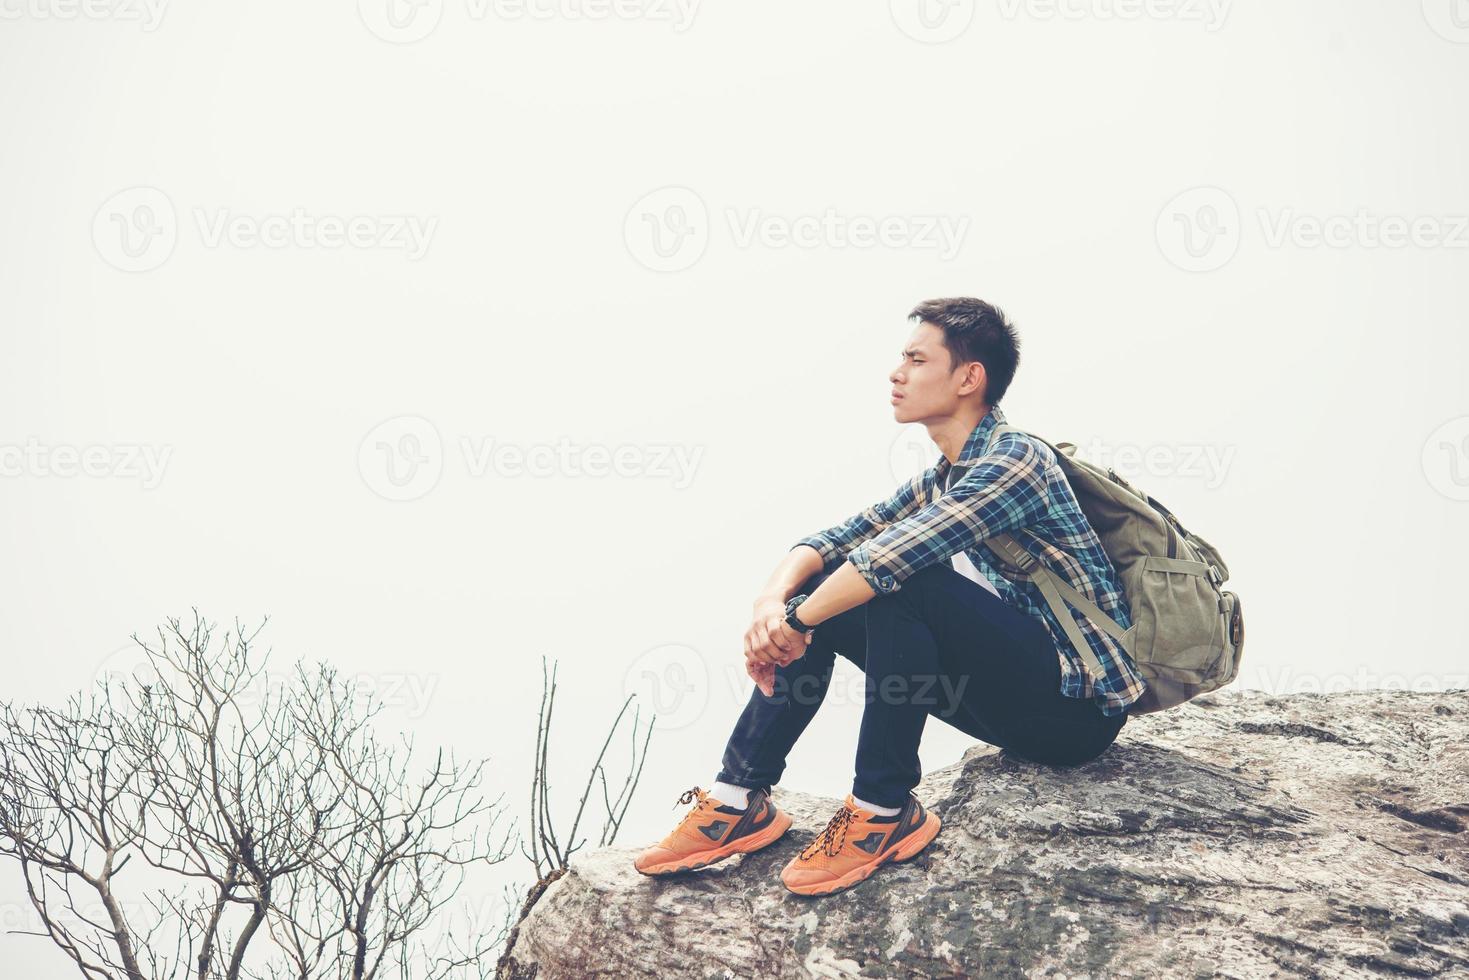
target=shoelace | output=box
[800,804,856,861]
[674,785,708,809]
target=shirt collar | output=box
[935,403,1007,484]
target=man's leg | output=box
[714,569,867,792]
[720,560,1128,803]
[849,560,1082,808]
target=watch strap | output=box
[784,595,815,633]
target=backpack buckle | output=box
[987,536,1039,576]
[1008,547,1040,574]
[1207,564,1223,587]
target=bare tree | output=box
[0,613,513,980]
[0,689,152,980]
[492,657,656,980]
[521,655,654,882]
[280,662,511,980]
[116,616,339,980]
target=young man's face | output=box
[888,321,985,424]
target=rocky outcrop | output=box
[498,690,1469,978]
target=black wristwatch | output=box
[783,594,816,634]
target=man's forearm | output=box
[791,560,876,628]
[755,545,825,607]
[755,545,878,628]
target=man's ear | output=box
[961,361,987,398]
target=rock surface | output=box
[497,690,1469,978]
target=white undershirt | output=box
[942,462,1001,598]
[951,548,1001,597]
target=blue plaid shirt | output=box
[792,404,1147,716]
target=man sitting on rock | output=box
[634,297,1146,897]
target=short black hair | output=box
[907,297,1021,406]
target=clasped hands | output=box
[743,598,814,697]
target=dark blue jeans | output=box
[717,561,1129,809]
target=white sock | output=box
[851,794,901,816]
[709,780,751,809]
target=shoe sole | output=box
[783,810,942,897]
[636,809,794,876]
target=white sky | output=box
[2,1,1467,972]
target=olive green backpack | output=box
[980,424,1245,715]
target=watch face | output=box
[784,595,812,631]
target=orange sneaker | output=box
[633,784,793,876]
[780,792,941,897]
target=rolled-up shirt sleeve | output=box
[846,435,1052,595]
[792,470,929,574]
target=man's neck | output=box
[929,403,991,466]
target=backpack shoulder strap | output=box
[981,423,1134,658]
[986,532,1132,665]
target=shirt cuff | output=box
[846,543,900,595]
